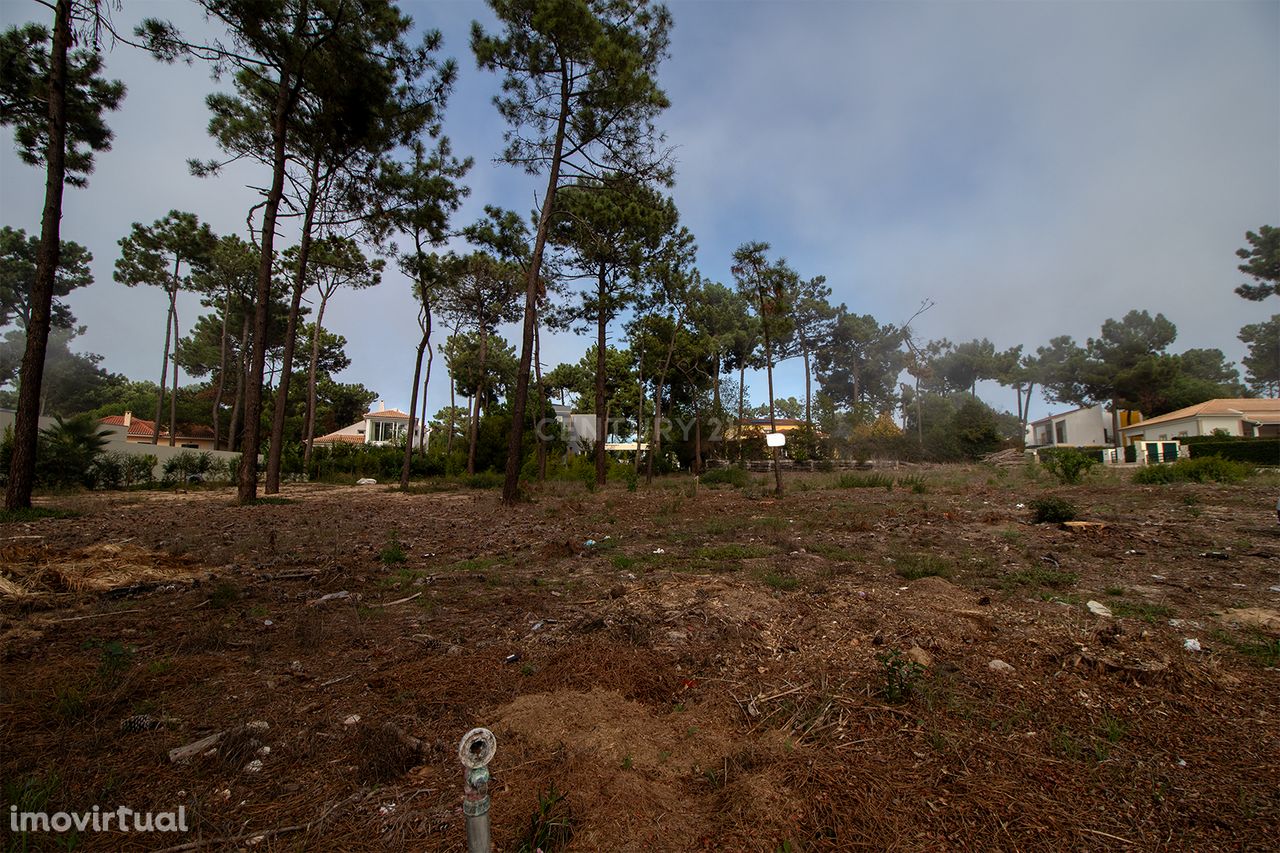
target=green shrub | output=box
[894,553,952,580]
[700,466,751,488]
[35,415,110,488]
[1038,447,1098,485]
[838,472,895,489]
[1186,438,1279,465]
[876,649,924,703]
[1133,456,1251,485]
[163,451,214,484]
[1030,496,1077,523]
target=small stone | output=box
[905,645,933,668]
[1086,600,1113,618]
[987,659,1015,674]
[343,714,361,726]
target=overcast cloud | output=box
[1,0,1277,424]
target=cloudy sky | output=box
[2,0,1277,425]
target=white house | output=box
[1026,404,1142,448]
[550,404,648,455]
[1118,398,1280,443]
[313,402,427,448]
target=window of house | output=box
[1055,421,1067,444]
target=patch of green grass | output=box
[807,541,858,562]
[610,554,636,570]
[1221,632,1280,667]
[1103,585,1126,597]
[700,466,751,489]
[449,556,500,573]
[762,572,800,592]
[0,506,78,523]
[378,532,408,565]
[515,785,575,853]
[999,527,1025,545]
[838,472,895,490]
[1108,600,1173,623]
[1098,713,1127,744]
[53,684,87,720]
[894,553,952,580]
[209,580,240,609]
[694,543,774,562]
[1000,567,1078,589]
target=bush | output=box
[700,466,751,488]
[1038,447,1099,485]
[1187,438,1279,465]
[162,451,213,484]
[123,454,157,487]
[91,452,125,489]
[1030,496,1077,523]
[838,472,895,490]
[36,415,110,488]
[1133,456,1251,485]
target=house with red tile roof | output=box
[99,411,217,450]
[313,402,426,448]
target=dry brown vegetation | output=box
[2,464,1278,851]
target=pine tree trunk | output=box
[803,347,812,429]
[420,347,431,452]
[759,288,782,496]
[229,311,250,452]
[169,293,180,447]
[534,322,547,481]
[264,155,322,494]
[301,291,329,474]
[401,329,428,489]
[634,344,645,473]
[737,365,746,462]
[645,320,681,485]
[212,285,231,450]
[502,62,571,505]
[468,329,489,475]
[237,0,308,504]
[447,373,456,455]
[4,0,69,511]
[594,265,607,486]
[152,280,175,445]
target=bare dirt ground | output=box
[2,466,1278,851]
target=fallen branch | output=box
[373,592,421,608]
[54,609,144,623]
[167,721,268,763]
[150,789,362,853]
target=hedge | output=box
[1187,439,1280,465]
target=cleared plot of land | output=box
[2,467,1278,851]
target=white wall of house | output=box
[1027,405,1112,447]
[1124,414,1243,441]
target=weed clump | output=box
[1132,456,1251,485]
[700,466,751,489]
[876,649,924,703]
[838,472,895,490]
[894,553,951,580]
[378,531,408,565]
[518,785,575,853]
[1029,496,1077,523]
